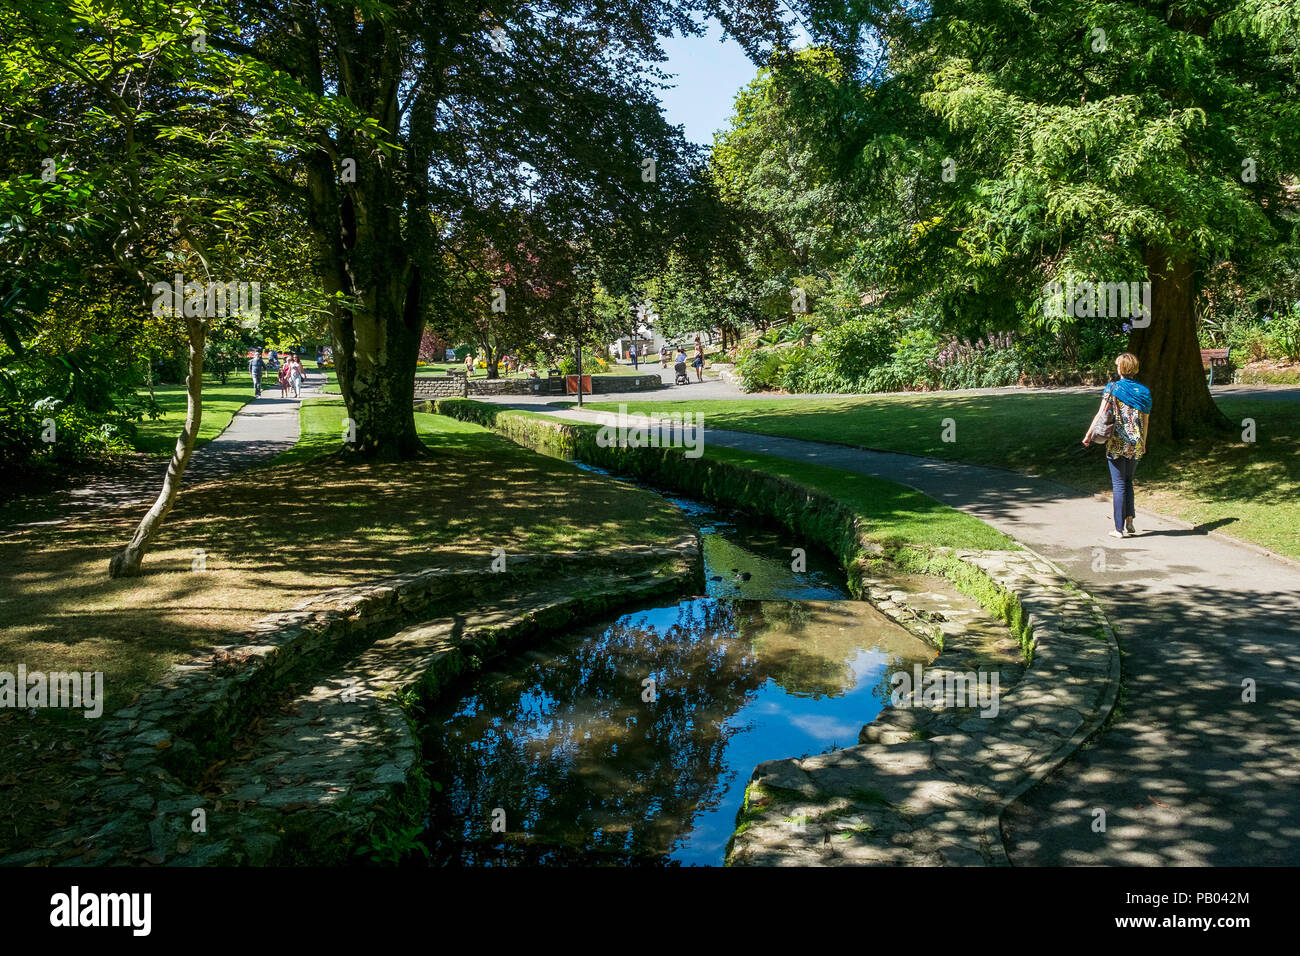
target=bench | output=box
[1200,347,1232,386]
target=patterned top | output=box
[1103,384,1146,460]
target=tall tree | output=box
[833,0,1300,441]
[201,0,795,459]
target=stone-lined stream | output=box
[420,470,973,866]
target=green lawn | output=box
[703,445,1015,552]
[131,375,259,455]
[273,396,475,465]
[437,401,1015,554]
[581,392,1300,561]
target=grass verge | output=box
[580,392,1300,560]
[131,375,261,455]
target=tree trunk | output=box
[333,289,424,460]
[312,179,425,461]
[1128,247,1229,443]
[301,41,425,462]
[109,319,205,578]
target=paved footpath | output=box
[493,394,1300,866]
[597,360,1300,405]
[2,371,323,531]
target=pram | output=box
[673,361,689,385]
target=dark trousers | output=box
[1107,455,1137,531]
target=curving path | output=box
[497,395,1300,866]
[1,371,324,532]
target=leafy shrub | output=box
[860,329,943,392]
[1204,310,1272,361]
[925,333,1022,389]
[1266,306,1300,361]
[777,345,814,392]
[801,315,899,391]
[0,395,132,478]
[558,349,611,375]
[738,316,902,393]
[736,346,789,391]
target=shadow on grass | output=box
[0,426,693,714]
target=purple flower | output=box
[1121,322,1132,332]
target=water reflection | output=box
[423,596,934,866]
[423,479,936,866]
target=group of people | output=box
[462,352,521,376]
[247,350,306,399]
[663,337,705,384]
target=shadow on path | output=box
[507,403,1300,865]
[1,374,322,532]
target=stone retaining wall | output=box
[591,374,662,393]
[413,374,470,398]
[5,541,698,867]
[726,549,1118,865]
[414,373,663,401]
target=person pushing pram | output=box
[673,346,690,385]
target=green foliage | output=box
[736,345,797,392]
[734,319,1024,394]
[0,394,132,477]
[925,334,1023,390]
[361,818,431,866]
[558,348,611,376]
[1266,305,1300,362]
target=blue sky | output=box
[656,24,761,147]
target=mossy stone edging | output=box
[727,548,1119,866]
[6,540,698,867]
[432,399,1121,867]
[432,399,1023,644]
[209,553,697,865]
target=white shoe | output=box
[1108,530,1124,539]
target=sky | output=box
[655,24,762,148]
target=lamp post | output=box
[574,340,583,408]
[572,258,588,408]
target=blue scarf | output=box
[1108,377,1152,413]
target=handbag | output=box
[1088,391,1116,442]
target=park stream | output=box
[420,469,1025,866]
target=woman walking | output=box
[692,337,704,382]
[1082,352,1152,538]
[288,355,304,398]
